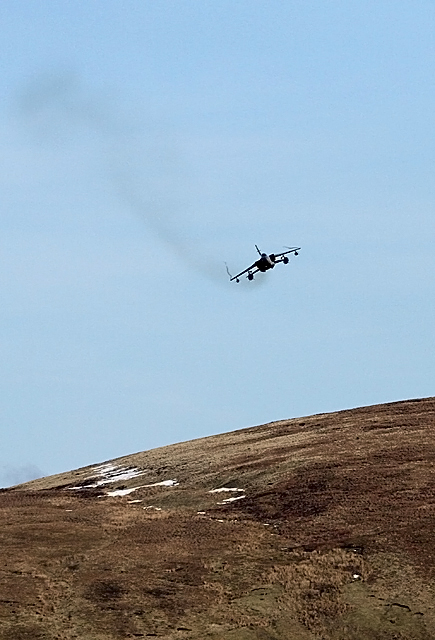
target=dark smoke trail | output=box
[15,71,226,284]
[0,464,44,488]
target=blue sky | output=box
[1,1,434,485]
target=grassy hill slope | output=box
[1,397,435,639]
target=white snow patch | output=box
[67,465,178,493]
[143,479,179,488]
[218,495,246,504]
[68,465,145,489]
[128,499,143,504]
[93,463,118,475]
[352,573,361,580]
[143,506,162,511]
[209,487,244,493]
[106,487,141,497]
[92,467,144,487]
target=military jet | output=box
[226,245,300,283]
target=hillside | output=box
[1,397,435,639]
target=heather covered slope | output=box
[1,398,435,639]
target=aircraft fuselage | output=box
[255,254,276,272]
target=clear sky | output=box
[1,0,434,486]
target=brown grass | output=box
[1,397,435,639]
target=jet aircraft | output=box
[226,245,300,282]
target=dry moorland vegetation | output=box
[1,397,435,639]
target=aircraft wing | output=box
[274,246,301,259]
[230,262,259,281]
[275,247,300,262]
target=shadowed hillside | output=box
[1,398,435,639]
